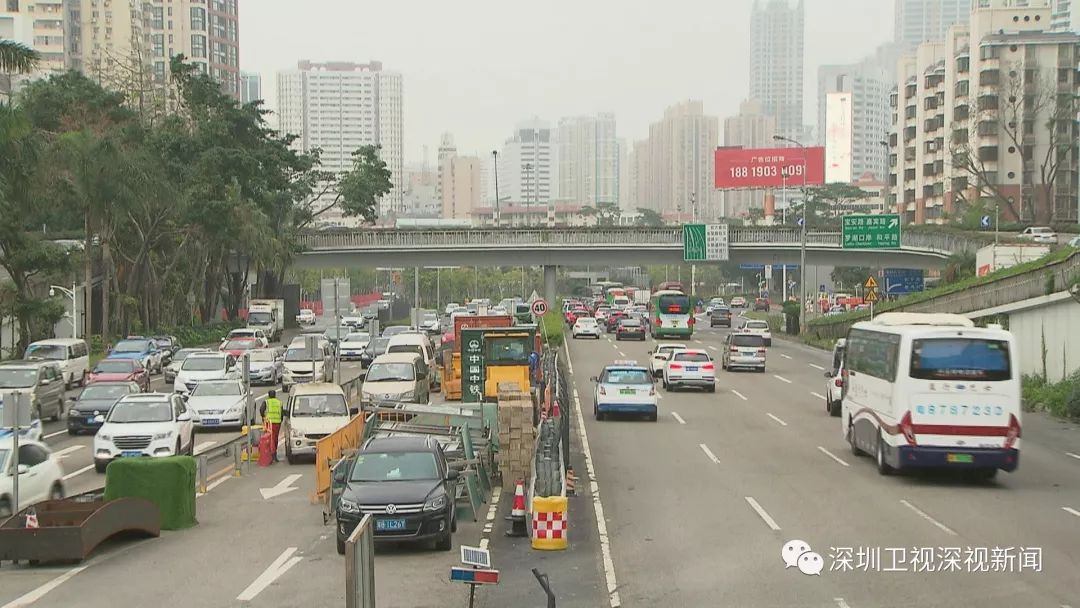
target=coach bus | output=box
[842,312,1020,480]
[655,281,685,293]
[649,289,693,338]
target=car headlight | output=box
[153,431,174,440]
[98,433,112,441]
[423,494,448,511]
[398,390,416,400]
[290,427,303,437]
[339,497,361,514]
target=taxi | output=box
[590,360,657,422]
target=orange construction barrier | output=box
[312,414,365,503]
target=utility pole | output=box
[492,150,501,227]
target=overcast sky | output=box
[240,0,894,165]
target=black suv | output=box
[710,306,732,327]
[334,436,459,554]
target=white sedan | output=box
[0,437,65,518]
[186,379,250,429]
[741,319,773,346]
[338,332,371,361]
[649,343,687,378]
[572,317,602,339]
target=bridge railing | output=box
[297,226,986,255]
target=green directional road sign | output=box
[683,223,729,261]
[460,328,486,404]
[842,214,901,249]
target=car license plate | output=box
[202,419,220,426]
[687,366,699,372]
[376,518,406,531]
[947,454,974,464]
[620,388,635,395]
[120,451,143,458]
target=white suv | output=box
[572,317,602,339]
[741,319,773,347]
[663,349,716,392]
[93,393,195,472]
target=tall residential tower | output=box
[750,0,805,140]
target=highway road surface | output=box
[480,312,1080,608]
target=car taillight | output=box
[1004,413,1021,449]
[669,363,683,370]
[655,317,662,325]
[834,378,843,387]
[899,411,917,446]
[688,316,695,326]
[701,363,714,371]
[730,347,739,352]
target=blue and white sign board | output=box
[883,268,925,295]
[980,215,992,229]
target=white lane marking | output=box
[835,599,852,608]
[1066,452,1080,461]
[479,486,502,551]
[809,363,825,371]
[236,547,303,602]
[699,443,721,464]
[567,340,621,608]
[1,565,89,608]
[1063,507,1080,518]
[194,441,218,454]
[900,499,957,536]
[54,445,85,459]
[708,345,717,351]
[731,390,748,401]
[766,413,788,427]
[811,392,827,400]
[617,351,626,357]
[779,353,792,360]
[196,475,231,498]
[671,412,686,425]
[611,343,618,350]
[43,429,68,440]
[773,375,793,384]
[62,464,94,480]
[817,446,850,467]
[744,496,781,531]
[565,340,575,374]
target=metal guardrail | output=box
[297,226,991,257]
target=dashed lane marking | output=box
[54,445,84,459]
[835,599,853,608]
[900,499,957,536]
[811,392,827,400]
[671,412,686,425]
[731,390,748,401]
[773,375,793,384]
[62,464,94,480]
[809,363,825,371]
[699,443,721,464]
[43,429,68,440]
[744,496,781,531]
[817,446,850,467]
[1066,452,1080,461]
[1063,507,1080,518]
[779,354,792,360]
[766,413,788,427]
[479,486,502,550]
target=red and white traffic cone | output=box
[505,479,528,537]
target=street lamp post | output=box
[773,135,808,329]
[524,162,533,227]
[49,283,78,339]
[492,150,501,227]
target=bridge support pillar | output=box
[543,265,557,309]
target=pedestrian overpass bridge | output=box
[294,226,977,270]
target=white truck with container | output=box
[247,299,285,342]
[975,244,1051,277]
[633,289,651,306]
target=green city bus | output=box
[649,289,693,338]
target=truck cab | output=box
[247,299,283,341]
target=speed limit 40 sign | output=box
[531,299,548,316]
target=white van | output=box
[385,333,437,389]
[282,383,355,464]
[842,313,1020,480]
[25,338,91,389]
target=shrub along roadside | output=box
[89,321,244,358]
[539,310,564,348]
[1022,373,1080,420]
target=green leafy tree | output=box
[635,208,664,227]
[0,39,39,73]
[336,146,393,223]
[830,266,874,291]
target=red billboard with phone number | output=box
[714,146,826,189]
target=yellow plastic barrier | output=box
[312,414,365,503]
[531,496,568,551]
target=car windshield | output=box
[0,368,37,388]
[182,357,225,371]
[108,400,173,423]
[191,382,242,396]
[224,340,256,351]
[173,349,202,362]
[731,335,765,347]
[350,451,439,482]
[366,338,390,354]
[290,394,349,417]
[388,345,424,360]
[94,360,136,373]
[79,384,134,400]
[366,362,416,382]
[602,369,651,384]
[325,327,350,339]
[229,331,255,339]
[247,311,273,324]
[422,313,438,323]
[712,308,730,315]
[344,333,370,343]
[577,318,596,325]
[112,339,150,353]
[25,344,67,360]
[674,352,710,363]
[910,338,1011,381]
[285,348,317,362]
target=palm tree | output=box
[0,39,39,74]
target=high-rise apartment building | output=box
[0,0,69,95]
[888,0,1080,224]
[436,133,456,201]
[750,0,805,140]
[632,101,719,218]
[440,156,482,220]
[277,60,404,221]
[1051,0,1080,30]
[817,59,892,182]
[894,0,971,52]
[555,113,618,207]
[721,99,778,219]
[497,118,557,205]
[617,138,633,211]
[240,70,261,103]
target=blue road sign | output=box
[739,264,800,271]
[797,217,805,226]
[883,268,925,295]
[980,215,991,229]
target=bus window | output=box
[909,338,1011,381]
[658,294,689,314]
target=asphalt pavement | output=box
[481,312,1080,607]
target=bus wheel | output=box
[875,433,894,476]
[847,422,864,457]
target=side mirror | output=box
[446,469,460,481]
[41,379,52,386]
[68,396,76,402]
[333,465,348,484]
[17,464,30,475]
[824,371,833,378]
[177,412,192,422]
